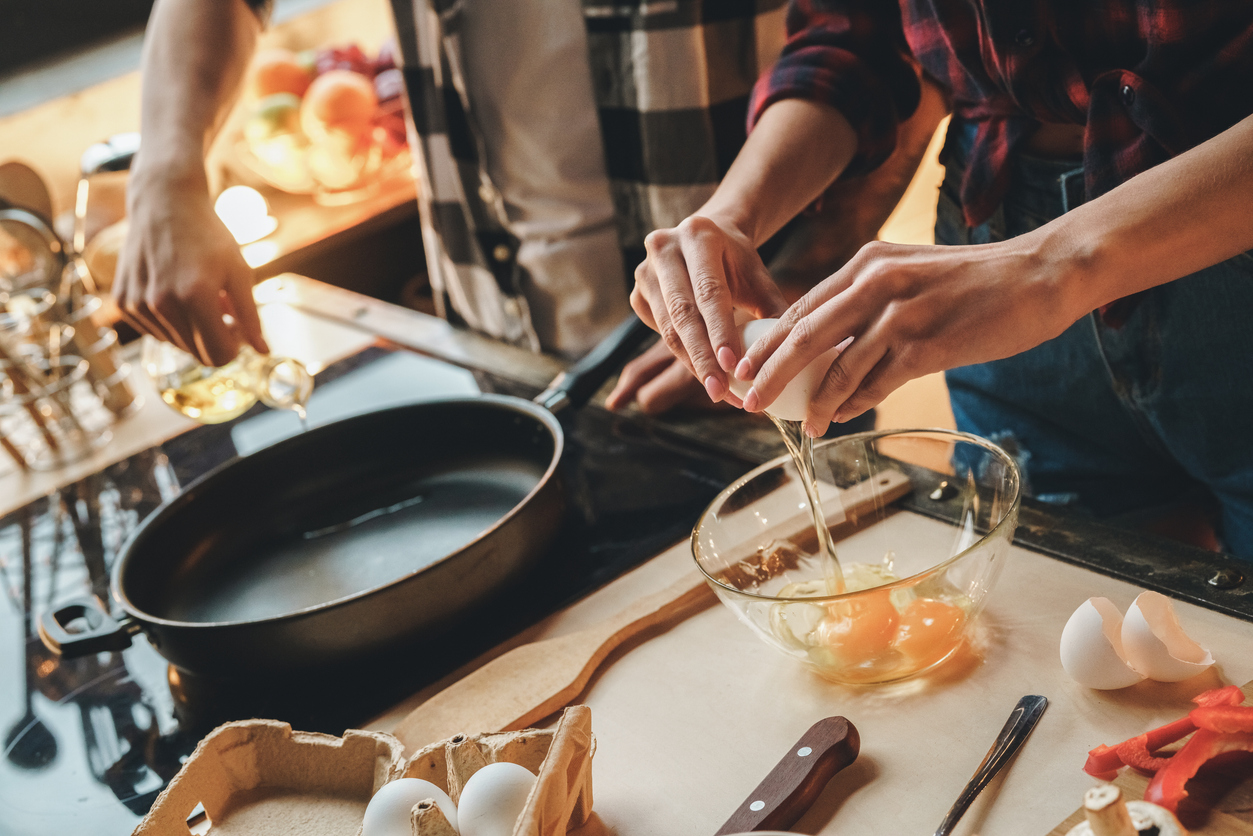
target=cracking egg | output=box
[727,318,843,422]
[1059,592,1213,690]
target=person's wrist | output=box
[1024,217,1105,325]
[125,158,212,217]
[694,204,759,246]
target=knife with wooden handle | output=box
[715,716,860,835]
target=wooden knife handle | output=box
[714,716,860,835]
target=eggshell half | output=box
[457,762,536,836]
[1059,597,1145,690]
[727,318,842,422]
[364,777,459,836]
[1121,591,1214,682]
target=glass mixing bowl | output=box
[692,429,1021,685]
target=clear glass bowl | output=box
[692,428,1021,685]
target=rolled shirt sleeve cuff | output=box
[748,46,919,177]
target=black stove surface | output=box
[0,346,751,836]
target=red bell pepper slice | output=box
[1083,715,1196,778]
[1143,729,1253,812]
[1081,686,1245,779]
[1192,685,1246,708]
[1190,704,1253,733]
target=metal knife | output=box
[714,716,861,835]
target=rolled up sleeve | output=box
[749,0,920,176]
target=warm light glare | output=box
[214,186,278,245]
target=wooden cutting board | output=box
[1047,680,1253,835]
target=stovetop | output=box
[0,346,752,836]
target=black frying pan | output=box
[40,316,653,676]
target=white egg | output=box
[727,318,843,423]
[1059,597,1145,690]
[457,762,537,836]
[1120,591,1214,682]
[363,777,459,836]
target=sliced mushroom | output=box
[1066,784,1187,836]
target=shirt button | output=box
[1121,84,1136,106]
[1015,29,1035,47]
[492,244,512,262]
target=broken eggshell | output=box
[727,318,842,423]
[1060,597,1145,690]
[1120,591,1214,683]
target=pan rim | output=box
[110,395,565,629]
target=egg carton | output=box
[131,705,595,836]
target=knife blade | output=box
[714,716,860,835]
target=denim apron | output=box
[937,119,1253,558]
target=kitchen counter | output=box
[369,516,1253,836]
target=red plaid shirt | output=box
[751,0,1253,228]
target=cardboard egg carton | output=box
[132,705,595,836]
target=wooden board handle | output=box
[714,716,860,835]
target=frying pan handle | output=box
[535,315,655,414]
[39,597,139,658]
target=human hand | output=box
[113,170,268,367]
[736,236,1080,436]
[604,339,743,415]
[630,214,788,406]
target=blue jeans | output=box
[937,120,1253,558]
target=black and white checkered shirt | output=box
[387,0,787,352]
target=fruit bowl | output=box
[233,42,410,204]
[691,429,1021,684]
[234,131,409,205]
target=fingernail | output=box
[704,375,726,401]
[716,345,737,372]
[833,411,844,424]
[834,335,854,355]
[735,357,754,381]
[803,422,822,438]
[743,387,760,412]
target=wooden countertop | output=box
[368,527,1253,836]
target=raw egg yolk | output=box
[894,598,966,667]
[819,589,900,664]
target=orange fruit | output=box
[300,69,378,142]
[251,48,314,98]
[818,589,900,665]
[894,598,966,668]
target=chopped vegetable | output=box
[1081,685,1253,813]
[1190,704,1253,734]
[1143,729,1253,812]
[1082,685,1247,779]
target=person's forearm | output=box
[1042,113,1253,320]
[131,0,261,189]
[768,79,948,301]
[699,98,859,247]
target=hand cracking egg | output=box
[727,318,844,422]
[1059,592,1214,690]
